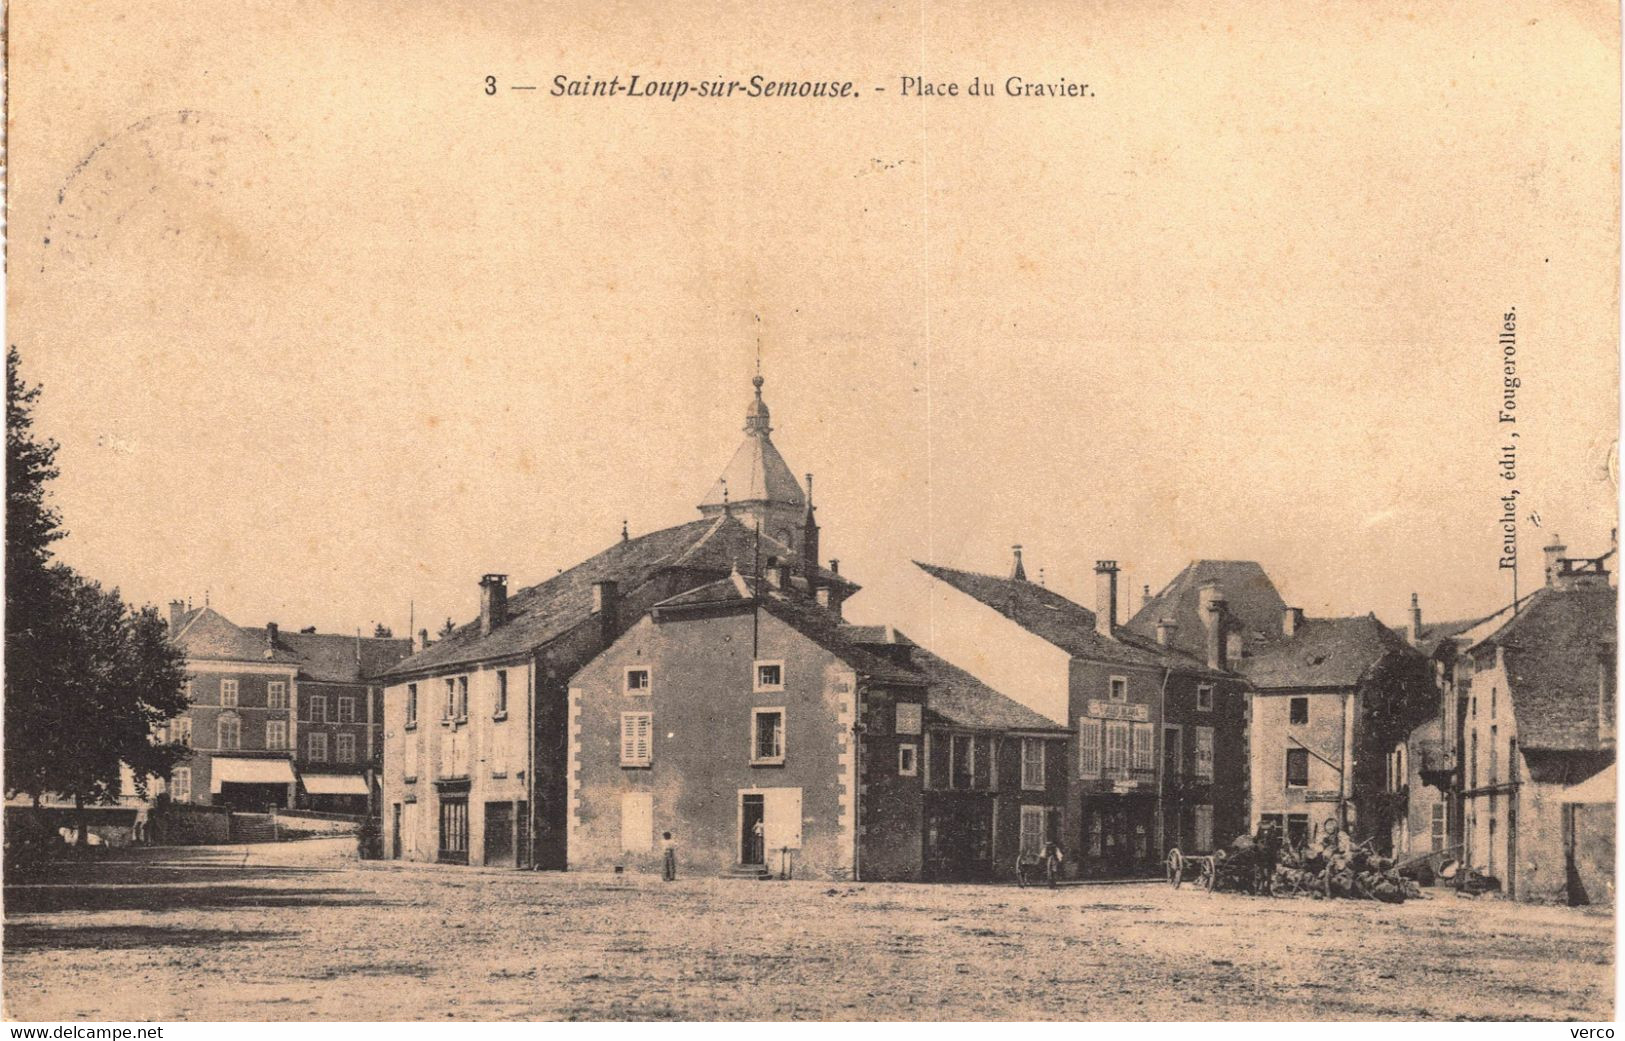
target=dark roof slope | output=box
[1127,560,1287,659]
[916,560,1226,676]
[386,514,852,677]
[910,646,1069,733]
[1241,614,1421,689]
[240,628,413,684]
[174,607,302,665]
[1477,586,1617,752]
[650,575,921,685]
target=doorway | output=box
[485,801,514,866]
[391,803,402,860]
[741,794,765,865]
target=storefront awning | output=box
[302,774,370,796]
[210,757,297,792]
[1564,763,1616,804]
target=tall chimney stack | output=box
[1283,606,1303,638]
[1142,584,1152,611]
[265,622,278,648]
[802,474,820,582]
[592,579,619,646]
[413,628,429,653]
[1199,581,1228,671]
[1410,593,1424,646]
[1544,535,1568,588]
[1094,561,1120,639]
[1010,545,1027,582]
[480,574,508,636]
[169,599,187,634]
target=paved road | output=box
[2,838,1613,1021]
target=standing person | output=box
[750,818,765,867]
[661,831,677,881]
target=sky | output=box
[7,1,1619,649]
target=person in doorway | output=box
[661,831,677,881]
[750,818,765,866]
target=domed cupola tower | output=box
[698,375,809,552]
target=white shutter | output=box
[620,792,653,852]
[1106,721,1130,778]
[1195,726,1215,780]
[1079,718,1102,778]
[1019,805,1046,856]
[1132,722,1154,771]
[621,712,652,765]
[761,788,803,850]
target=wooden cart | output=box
[1165,847,1220,891]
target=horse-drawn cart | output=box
[1164,847,1219,891]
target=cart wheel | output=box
[1203,850,1224,893]
[1166,848,1184,889]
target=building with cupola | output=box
[380,375,854,869]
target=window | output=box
[444,678,456,719]
[1194,804,1214,851]
[173,716,192,745]
[1020,738,1046,790]
[184,678,195,702]
[1019,805,1047,857]
[308,732,328,762]
[1105,720,1130,779]
[1431,803,1447,852]
[267,681,288,710]
[1131,722,1154,772]
[1194,726,1215,781]
[1470,730,1478,788]
[624,667,651,695]
[895,702,922,735]
[752,708,786,765]
[337,697,355,723]
[336,733,356,763]
[266,720,288,750]
[898,743,918,776]
[1289,697,1308,725]
[621,792,653,852]
[1078,718,1103,779]
[170,767,192,803]
[1491,685,1497,719]
[220,679,239,707]
[494,671,508,718]
[620,712,652,767]
[1109,676,1128,703]
[754,661,785,692]
[310,696,327,723]
[950,734,975,789]
[217,713,241,750]
[406,683,418,727]
[1489,725,1498,784]
[1285,747,1309,787]
[1197,684,1214,712]
[456,677,469,720]
[403,730,419,782]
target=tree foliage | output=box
[5,347,191,812]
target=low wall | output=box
[151,804,232,845]
[275,812,361,836]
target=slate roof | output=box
[915,560,1227,676]
[1127,560,1287,659]
[387,513,853,678]
[909,646,1070,733]
[700,431,805,508]
[246,628,413,684]
[1473,585,1617,752]
[1240,614,1422,690]
[650,575,922,685]
[174,607,302,665]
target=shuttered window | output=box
[1019,805,1047,857]
[1105,721,1130,779]
[1078,718,1102,779]
[1131,722,1154,771]
[1194,726,1215,781]
[1020,738,1045,790]
[1430,803,1447,851]
[620,712,652,767]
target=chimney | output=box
[266,622,278,648]
[1283,606,1303,638]
[1199,581,1228,671]
[1141,584,1152,611]
[592,579,619,646]
[1155,618,1177,647]
[1010,545,1027,582]
[413,628,428,653]
[169,600,186,634]
[479,574,508,636]
[764,556,785,590]
[824,587,845,621]
[1544,534,1568,588]
[1094,561,1119,639]
[829,558,840,575]
[1410,593,1424,646]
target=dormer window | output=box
[755,661,785,693]
[625,667,652,695]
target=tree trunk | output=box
[74,791,88,848]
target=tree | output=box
[4,347,191,841]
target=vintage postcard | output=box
[2,0,1618,1027]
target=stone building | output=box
[568,565,1068,881]
[380,375,852,868]
[916,551,1250,876]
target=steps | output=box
[230,813,279,844]
[725,864,772,880]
